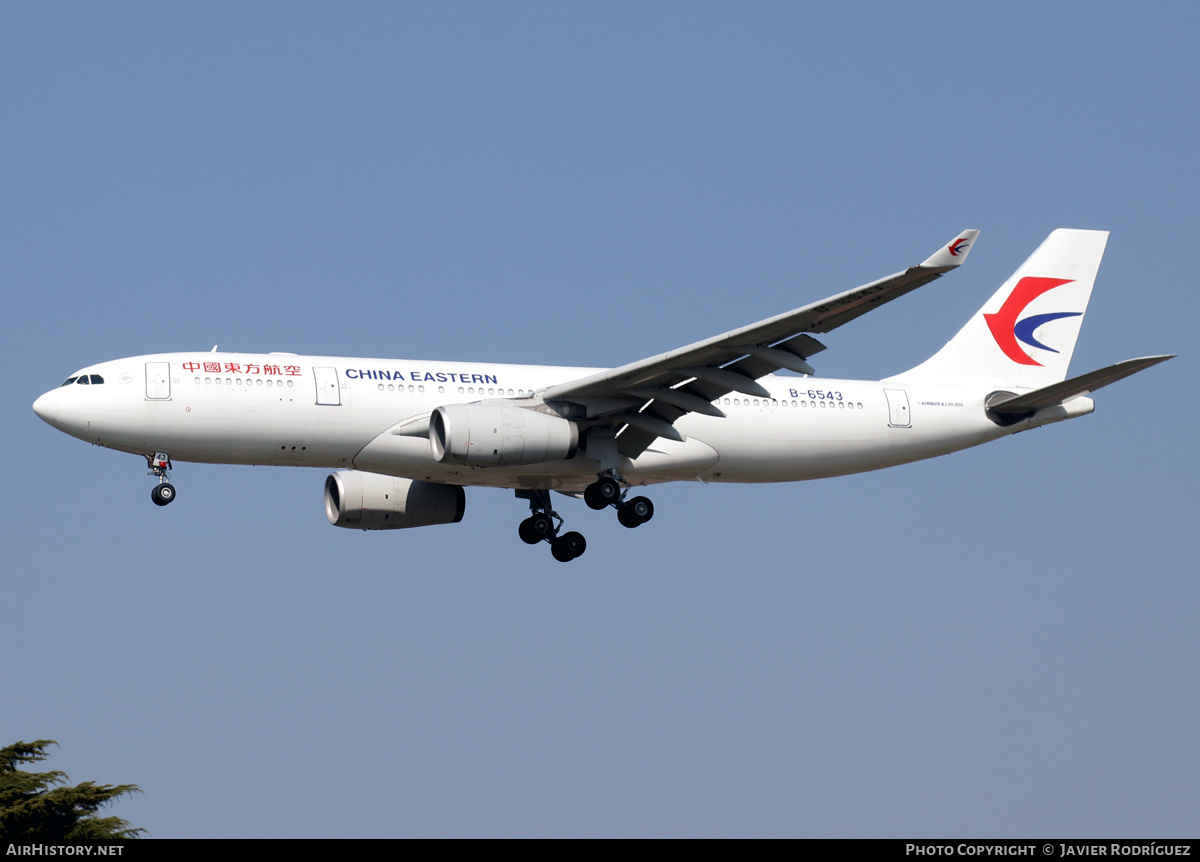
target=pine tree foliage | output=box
[0,740,143,840]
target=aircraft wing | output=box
[540,229,980,457]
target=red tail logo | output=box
[984,277,1078,366]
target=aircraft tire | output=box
[627,496,653,523]
[552,531,586,562]
[151,483,176,507]
[583,484,606,510]
[518,517,541,544]
[586,477,621,509]
[520,513,556,547]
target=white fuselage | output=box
[32,351,1089,492]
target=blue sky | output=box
[3,2,1196,837]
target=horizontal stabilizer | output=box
[987,355,1174,415]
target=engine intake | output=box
[324,470,465,530]
[429,403,578,467]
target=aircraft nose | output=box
[32,390,59,425]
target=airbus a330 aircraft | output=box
[33,229,1172,561]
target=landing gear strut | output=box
[146,452,176,507]
[516,490,587,562]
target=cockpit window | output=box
[89,374,104,384]
[60,377,77,387]
[76,376,90,385]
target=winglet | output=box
[921,229,980,269]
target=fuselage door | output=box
[314,366,341,406]
[884,388,911,427]
[145,362,171,400]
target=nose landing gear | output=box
[147,452,176,507]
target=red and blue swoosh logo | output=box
[984,277,1081,366]
[948,238,971,257]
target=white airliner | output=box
[33,229,1171,561]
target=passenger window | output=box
[60,378,77,387]
[90,375,104,384]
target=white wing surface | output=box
[540,230,981,457]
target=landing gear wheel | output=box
[617,496,652,528]
[519,513,555,544]
[551,531,586,562]
[627,496,653,523]
[584,476,621,510]
[151,483,176,507]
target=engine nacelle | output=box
[429,403,578,467]
[324,470,465,530]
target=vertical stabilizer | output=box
[890,229,1109,389]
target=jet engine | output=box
[324,470,465,530]
[429,403,578,467]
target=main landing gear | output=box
[516,490,587,562]
[585,473,654,529]
[515,474,655,563]
[147,452,176,507]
